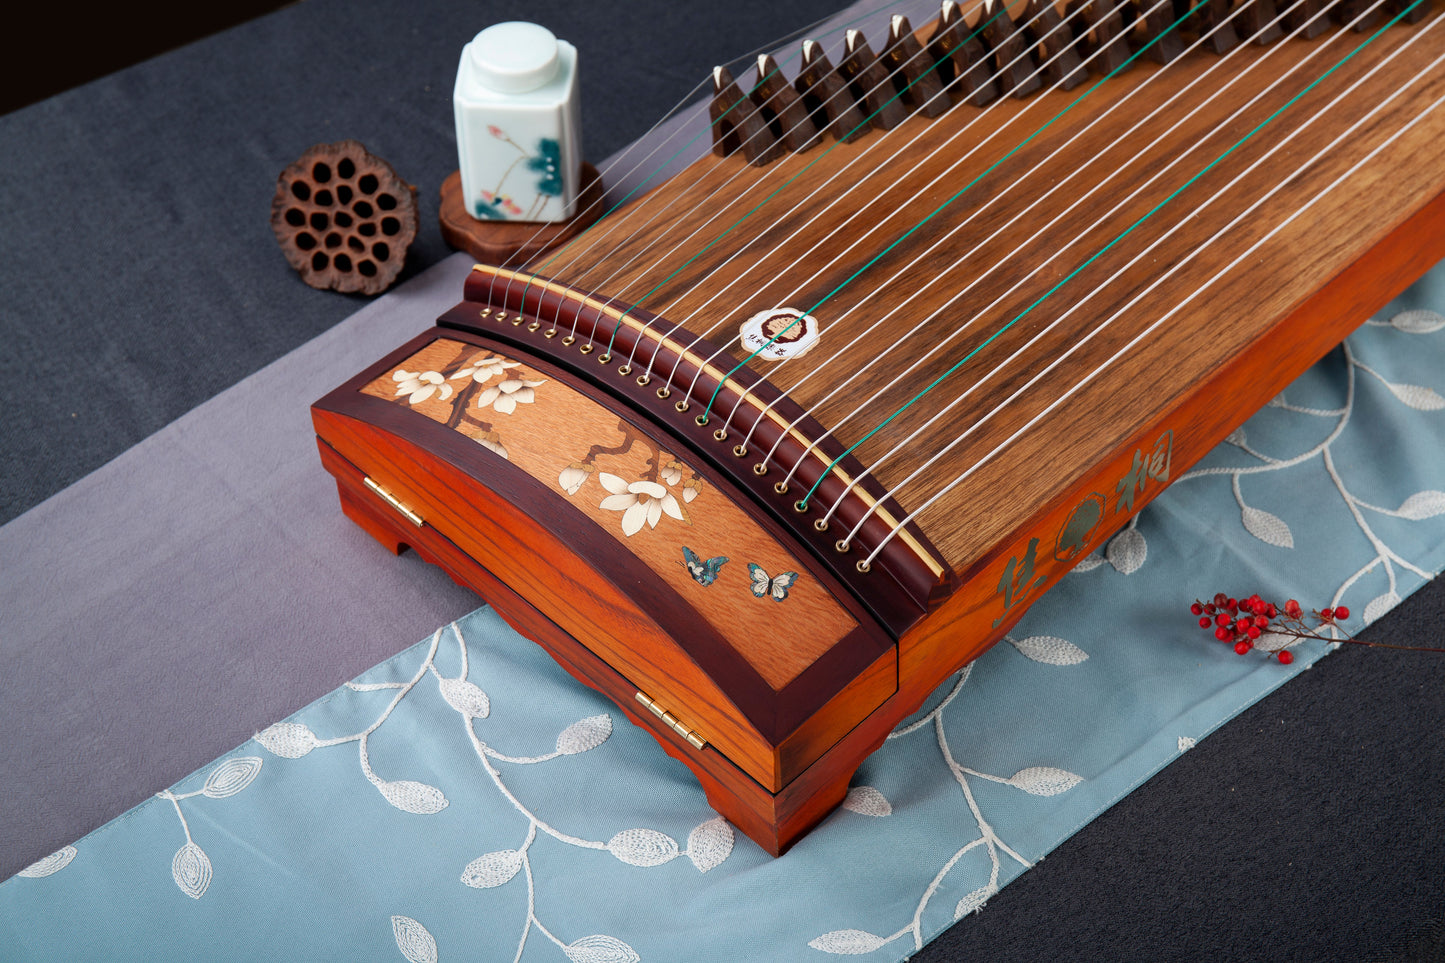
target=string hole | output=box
[480,308,492,318]
[579,344,593,355]
[752,463,768,476]
[562,335,576,346]
[636,375,650,386]
[773,481,789,494]
[618,365,632,376]
[527,321,540,332]
[511,317,523,326]
[856,560,871,574]
[496,313,508,322]
[712,428,726,441]
[675,401,689,413]
[835,539,851,553]
[733,445,747,457]
[544,330,557,339]
[656,387,670,399]
[598,353,611,365]
[793,500,809,513]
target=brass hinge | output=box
[363,476,424,527]
[634,691,707,750]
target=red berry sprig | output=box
[1189,592,1444,662]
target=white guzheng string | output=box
[753,0,1360,488]
[493,0,909,307]
[855,21,1444,565]
[678,0,1235,425]
[612,0,1125,377]
[782,0,1421,521]
[720,0,1306,459]
[523,0,948,338]
[554,0,1016,350]
[617,0,1112,374]
[644,0,1143,384]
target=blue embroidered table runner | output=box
[5,262,1444,960]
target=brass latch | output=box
[363,476,424,527]
[634,691,706,749]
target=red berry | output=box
[1278,651,1294,665]
[1285,600,1302,619]
[1216,627,1232,641]
[1234,640,1252,655]
[1334,606,1350,620]
[1254,615,1269,629]
[1204,603,1217,615]
[1247,625,1262,639]
[1321,607,1334,621]
[1214,593,1228,607]
[1266,604,1278,618]
[1199,616,1212,628]
[1191,602,1204,616]
[1215,613,1232,627]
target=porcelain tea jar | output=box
[453,22,581,223]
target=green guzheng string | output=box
[790,1,1421,513]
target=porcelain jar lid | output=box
[467,22,560,94]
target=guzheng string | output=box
[494,0,915,306]
[501,0,934,327]
[717,0,1303,453]
[651,0,1143,378]
[562,0,1016,356]
[854,10,1442,563]
[808,1,1422,521]
[682,0,1204,421]
[752,0,1353,488]
[605,0,1136,389]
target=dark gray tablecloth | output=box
[2,1,1441,958]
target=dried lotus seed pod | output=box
[270,140,418,295]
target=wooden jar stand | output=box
[438,163,605,265]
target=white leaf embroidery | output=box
[556,713,612,755]
[564,934,641,963]
[808,929,889,954]
[1241,504,1294,548]
[255,722,318,758]
[1253,632,1293,653]
[1225,427,1247,447]
[1177,736,1197,752]
[1008,766,1083,796]
[686,817,734,873]
[1390,309,1445,334]
[460,849,523,888]
[1009,635,1089,665]
[1072,551,1106,573]
[391,915,438,963]
[172,842,212,899]
[954,885,994,919]
[438,677,490,719]
[202,756,262,799]
[17,846,76,878]
[1383,380,1445,411]
[1364,590,1401,624]
[606,828,679,867]
[1267,392,1288,408]
[841,786,892,817]
[1107,528,1147,574]
[1396,490,1445,520]
[377,779,449,814]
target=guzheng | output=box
[312,0,1445,854]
